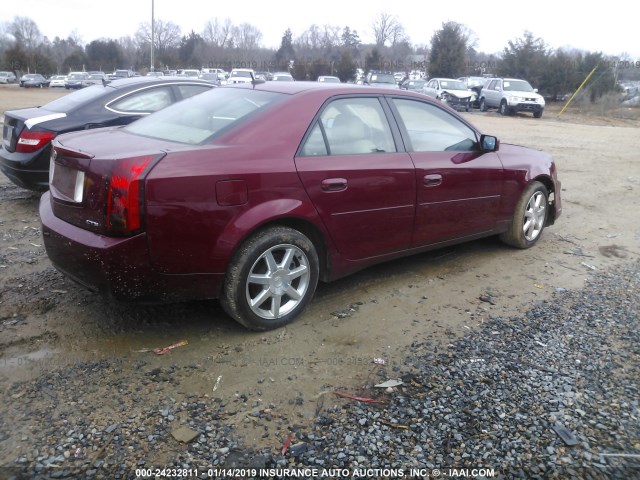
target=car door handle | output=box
[423,174,442,187]
[321,178,348,192]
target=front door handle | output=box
[321,178,347,192]
[423,174,443,187]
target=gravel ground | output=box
[2,260,638,479]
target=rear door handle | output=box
[423,174,442,187]
[321,178,347,192]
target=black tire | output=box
[500,181,549,249]
[480,98,487,112]
[499,100,509,116]
[221,226,319,330]
[534,109,544,119]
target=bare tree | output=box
[371,12,404,47]
[135,20,182,53]
[231,23,263,51]
[297,25,322,50]
[203,18,233,48]
[321,25,341,49]
[9,16,42,51]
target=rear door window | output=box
[299,97,396,156]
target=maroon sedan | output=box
[40,82,561,330]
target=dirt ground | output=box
[1,83,639,464]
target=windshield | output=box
[440,80,467,90]
[466,77,486,87]
[43,84,113,112]
[504,80,534,92]
[370,74,396,84]
[125,88,285,145]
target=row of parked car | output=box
[395,74,545,118]
[13,70,138,89]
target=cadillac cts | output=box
[40,82,561,330]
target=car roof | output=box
[106,76,214,90]
[224,81,430,98]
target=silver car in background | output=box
[422,78,476,112]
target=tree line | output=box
[1,14,634,101]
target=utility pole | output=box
[151,0,155,72]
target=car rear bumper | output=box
[40,193,225,302]
[0,147,49,191]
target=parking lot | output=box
[0,83,638,475]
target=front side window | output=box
[299,97,396,156]
[392,98,478,152]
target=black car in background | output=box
[1,77,216,191]
[20,74,50,88]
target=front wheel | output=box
[499,100,510,115]
[534,109,544,118]
[500,181,549,249]
[221,226,319,330]
[480,98,487,112]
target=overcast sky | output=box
[4,0,639,58]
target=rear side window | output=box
[108,86,173,113]
[299,97,396,156]
[175,84,212,100]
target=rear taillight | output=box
[106,155,162,235]
[16,130,56,153]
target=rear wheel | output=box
[221,226,319,330]
[500,181,549,249]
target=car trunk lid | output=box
[2,107,66,153]
[49,127,171,235]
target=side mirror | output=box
[480,134,499,152]
[533,88,538,93]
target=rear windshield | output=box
[124,87,285,144]
[40,84,115,113]
[230,70,252,78]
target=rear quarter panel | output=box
[144,91,335,275]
